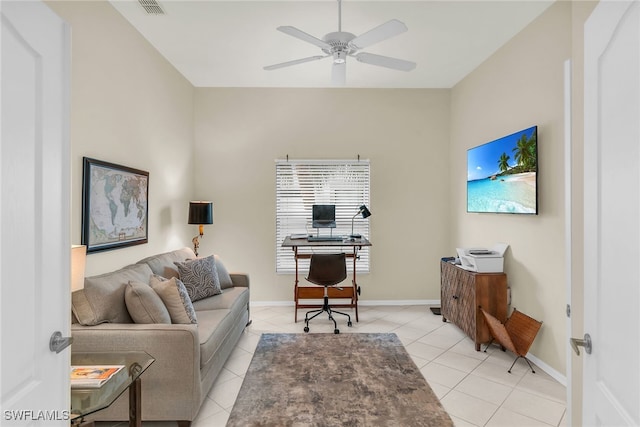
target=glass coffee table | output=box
[70,351,154,427]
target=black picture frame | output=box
[81,157,149,253]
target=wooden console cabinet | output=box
[440,260,508,351]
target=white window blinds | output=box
[276,159,371,273]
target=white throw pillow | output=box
[149,275,197,324]
[124,281,171,324]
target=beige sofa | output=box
[71,247,250,426]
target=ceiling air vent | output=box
[138,0,165,15]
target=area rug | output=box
[227,333,453,426]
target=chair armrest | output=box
[71,323,202,421]
[230,273,250,288]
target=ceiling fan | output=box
[263,0,416,85]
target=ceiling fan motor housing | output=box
[322,31,357,63]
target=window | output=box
[276,159,371,273]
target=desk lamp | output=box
[350,205,371,239]
[188,201,213,256]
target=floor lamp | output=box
[51,245,86,354]
[188,201,213,256]
[71,245,87,292]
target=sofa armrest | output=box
[71,323,202,421]
[230,273,249,288]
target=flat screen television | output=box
[467,125,538,214]
[312,204,336,228]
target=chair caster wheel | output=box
[334,329,340,334]
[304,327,309,333]
[347,321,352,327]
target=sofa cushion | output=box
[195,309,239,369]
[149,275,197,324]
[192,287,249,313]
[137,247,196,279]
[174,255,221,302]
[215,255,234,290]
[72,263,153,325]
[125,281,171,324]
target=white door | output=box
[1,1,71,425]
[583,0,640,425]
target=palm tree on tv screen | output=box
[498,152,511,173]
[512,133,537,171]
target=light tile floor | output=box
[97,305,567,427]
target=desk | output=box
[282,236,372,322]
[70,351,154,427]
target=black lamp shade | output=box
[188,202,213,225]
[360,205,372,219]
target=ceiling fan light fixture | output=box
[333,51,347,64]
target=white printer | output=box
[455,243,509,273]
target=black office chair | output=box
[303,253,352,334]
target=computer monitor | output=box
[312,205,336,228]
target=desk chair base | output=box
[304,294,352,334]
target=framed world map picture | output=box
[81,157,149,253]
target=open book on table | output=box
[70,365,125,388]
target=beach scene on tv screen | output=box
[467,126,537,214]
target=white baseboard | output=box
[251,300,294,307]
[359,299,439,306]
[250,299,440,307]
[526,353,567,386]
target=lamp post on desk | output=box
[350,205,371,239]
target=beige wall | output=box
[47,1,195,276]
[193,88,451,302]
[450,2,571,374]
[48,0,597,390]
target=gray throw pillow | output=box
[149,275,197,324]
[215,255,234,290]
[125,281,171,324]
[174,255,221,301]
[72,263,153,325]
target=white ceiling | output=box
[110,0,554,88]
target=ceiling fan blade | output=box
[277,26,332,50]
[332,61,346,86]
[264,55,327,71]
[355,52,416,72]
[349,19,408,50]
